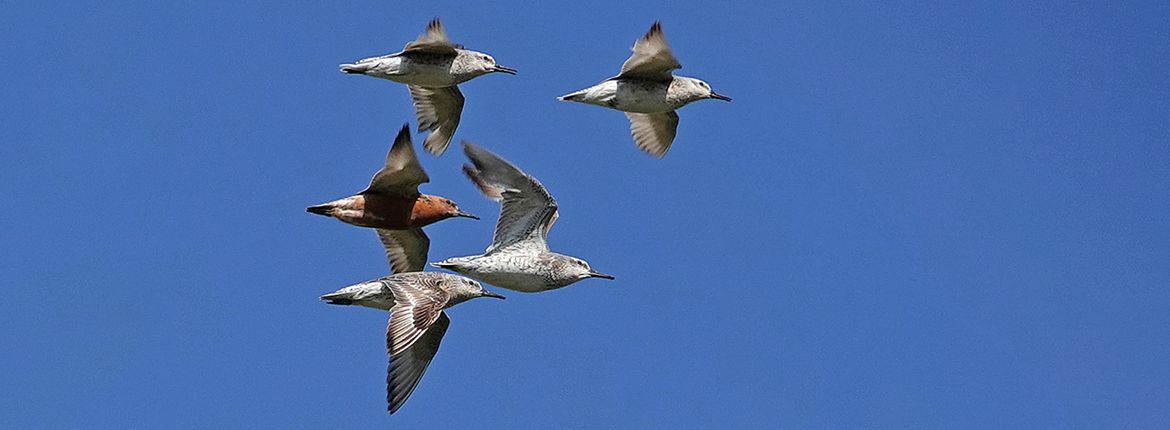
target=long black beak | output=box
[493,65,517,75]
[455,210,480,220]
[588,271,615,280]
[710,92,732,102]
[481,290,506,300]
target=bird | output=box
[431,142,614,292]
[321,225,506,414]
[557,21,730,158]
[307,123,478,231]
[340,18,517,155]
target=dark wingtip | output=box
[323,298,353,306]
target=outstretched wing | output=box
[625,111,680,157]
[364,124,429,196]
[615,22,681,82]
[387,312,449,414]
[461,142,558,254]
[384,277,451,414]
[376,228,430,274]
[409,86,465,156]
[397,18,461,57]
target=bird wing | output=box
[625,111,679,157]
[364,124,430,196]
[397,18,461,57]
[409,86,465,156]
[386,311,449,414]
[615,22,681,83]
[461,142,558,254]
[376,228,430,274]
[384,276,451,414]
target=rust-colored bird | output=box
[307,124,478,230]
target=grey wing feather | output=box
[385,277,448,352]
[625,111,679,157]
[616,22,681,82]
[461,142,558,254]
[409,86,464,155]
[386,312,450,414]
[364,124,430,195]
[397,18,461,57]
[376,228,430,274]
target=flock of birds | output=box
[309,18,728,414]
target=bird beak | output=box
[709,91,732,102]
[588,271,615,280]
[481,290,506,300]
[493,65,518,75]
[455,210,480,220]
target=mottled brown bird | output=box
[307,124,478,231]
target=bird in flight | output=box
[321,222,505,414]
[307,124,478,231]
[340,18,517,155]
[558,21,730,157]
[432,142,614,292]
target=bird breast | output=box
[609,80,679,113]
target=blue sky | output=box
[2,0,1168,428]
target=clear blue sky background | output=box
[2,1,1168,428]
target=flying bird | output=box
[558,21,730,157]
[321,226,505,414]
[307,124,478,230]
[340,18,517,155]
[432,142,614,292]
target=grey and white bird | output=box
[558,21,730,157]
[431,142,614,292]
[340,18,517,155]
[321,228,505,414]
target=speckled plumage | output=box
[321,240,504,414]
[432,142,614,293]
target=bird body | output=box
[340,19,515,155]
[321,271,504,414]
[341,50,503,88]
[307,193,466,230]
[558,22,729,157]
[434,252,598,293]
[558,76,716,113]
[307,124,477,230]
[321,218,504,414]
[432,142,614,293]
[321,271,498,311]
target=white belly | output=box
[604,81,677,113]
[365,58,462,87]
[466,270,550,293]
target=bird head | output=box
[566,257,615,281]
[679,77,731,103]
[469,52,517,76]
[451,277,505,302]
[439,197,479,220]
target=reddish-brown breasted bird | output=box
[307,124,478,231]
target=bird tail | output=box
[305,203,334,217]
[320,285,363,306]
[557,90,587,102]
[321,296,354,306]
[430,260,458,270]
[339,62,370,74]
